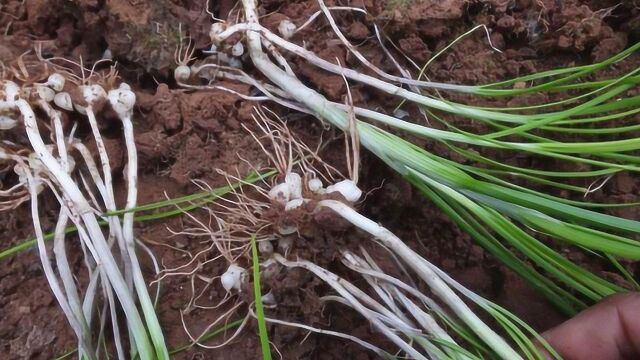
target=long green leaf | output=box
[251,234,272,360]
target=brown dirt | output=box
[1,0,639,358]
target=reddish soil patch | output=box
[1,0,639,359]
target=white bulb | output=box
[220,264,246,292]
[102,48,113,61]
[0,115,17,130]
[220,272,236,292]
[268,182,290,204]
[278,19,297,40]
[46,73,65,92]
[326,180,362,202]
[174,65,191,82]
[108,84,136,118]
[53,92,73,111]
[81,84,106,104]
[262,291,276,306]
[308,178,323,192]
[258,240,274,255]
[36,86,55,102]
[285,172,302,199]
[285,198,304,211]
[231,42,244,57]
[3,81,20,103]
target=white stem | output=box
[86,106,133,290]
[137,239,162,307]
[316,199,523,360]
[103,273,127,360]
[71,142,108,206]
[322,295,414,333]
[362,273,412,325]
[316,0,402,85]
[121,112,138,248]
[343,251,458,347]
[121,111,170,359]
[82,269,100,327]
[38,101,93,352]
[359,248,444,315]
[53,209,95,356]
[37,100,69,170]
[44,114,91,348]
[260,38,296,77]
[82,107,142,357]
[331,102,503,145]
[25,168,94,358]
[240,0,350,132]
[96,300,107,359]
[50,166,132,360]
[396,292,460,355]
[18,99,92,212]
[247,307,392,358]
[332,270,419,334]
[219,22,471,92]
[273,253,428,360]
[17,98,154,360]
[294,6,367,34]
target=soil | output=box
[1,0,639,359]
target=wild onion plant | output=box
[161,108,556,359]
[0,62,167,359]
[174,0,640,319]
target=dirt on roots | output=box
[1,0,639,359]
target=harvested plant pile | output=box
[1,0,639,359]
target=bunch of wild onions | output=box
[0,63,167,359]
[174,0,640,317]
[164,108,555,359]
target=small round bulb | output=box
[108,84,136,118]
[285,198,304,211]
[285,172,302,199]
[36,86,55,102]
[0,115,17,130]
[3,81,20,103]
[268,182,291,204]
[53,92,73,111]
[308,178,323,192]
[326,180,362,202]
[174,65,191,82]
[220,264,245,292]
[81,84,107,105]
[46,73,66,92]
[231,42,244,57]
[278,19,297,40]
